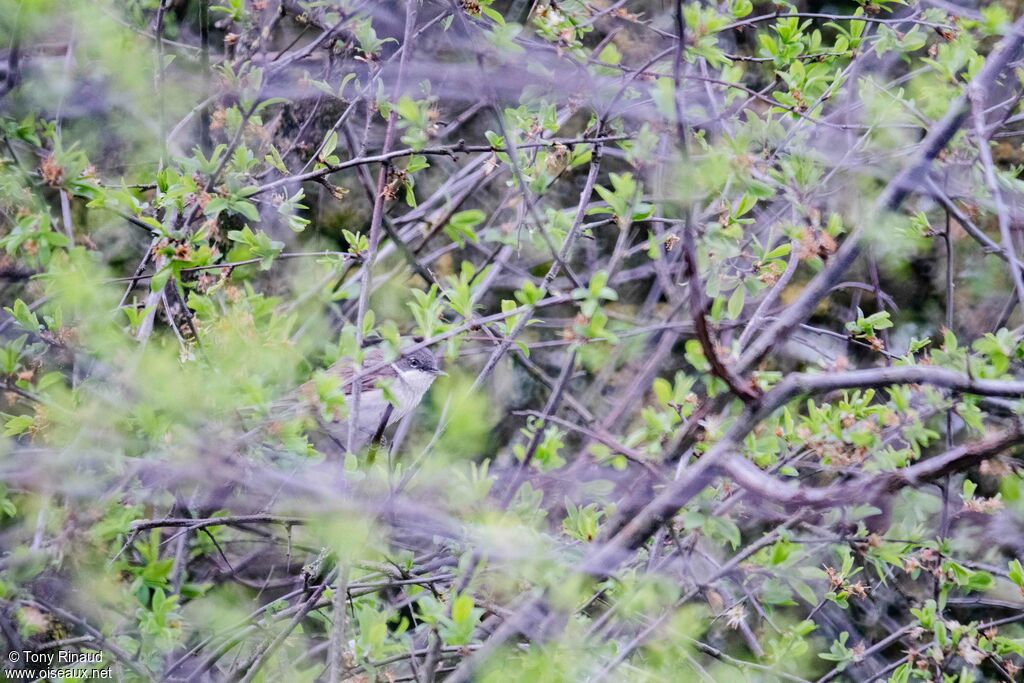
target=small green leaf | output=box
[2,414,34,437]
[727,286,745,320]
[150,264,173,292]
[3,300,40,332]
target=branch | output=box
[722,429,1022,510]
[470,144,604,390]
[129,514,305,533]
[681,227,760,402]
[26,598,152,679]
[737,14,1024,375]
[970,85,1024,315]
[252,135,628,196]
[349,0,419,453]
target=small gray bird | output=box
[209,344,442,517]
[287,343,444,453]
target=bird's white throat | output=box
[390,367,438,417]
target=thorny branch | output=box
[5,2,1024,682]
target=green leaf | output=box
[727,286,745,320]
[964,570,993,593]
[731,0,753,18]
[1008,559,1024,588]
[735,193,757,217]
[150,264,173,292]
[764,243,792,260]
[598,43,621,66]
[452,594,473,625]
[3,300,40,332]
[2,414,34,437]
[321,131,338,160]
[445,209,485,246]
[232,199,260,222]
[406,155,429,173]
[652,377,672,405]
[481,5,505,25]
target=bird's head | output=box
[394,347,444,387]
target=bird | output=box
[279,341,444,454]
[196,342,443,519]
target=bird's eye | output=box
[410,358,420,368]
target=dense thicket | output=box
[3,1,1024,681]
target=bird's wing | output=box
[257,349,399,426]
[331,347,399,394]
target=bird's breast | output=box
[389,370,435,419]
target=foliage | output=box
[1,0,1024,681]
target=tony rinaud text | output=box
[16,651,103,664]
